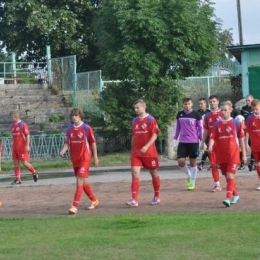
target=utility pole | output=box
[237,0,244,45]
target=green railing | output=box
[0,62,47,84]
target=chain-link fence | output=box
[76,70,102,113]
[50,56,77,105]
[178,76,241,109]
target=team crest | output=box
[141,123,147,129]
[226,126,232,133]
[77,132,83,138]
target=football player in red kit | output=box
[10,111,38,185]
[126,99,160,207]
[60,108,99,215]
[208,101,246,207]
[245,99,260,190]
[200,95,223,192]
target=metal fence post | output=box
[11,52,16,84]
[46,45,52,87]
[73,55,77,107]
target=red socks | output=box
[28,166,37,175]
[14,167,21,181]
[152,176,160,198]
[83,183,97,201]
[211,165,219,182]
[257,166,260,179]
[226,178,236,199]
[72,186,84,208]
[131,177,140,201]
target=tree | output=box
[95,0,220,145]
[0,0,100,71]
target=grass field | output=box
[0,212,259,260]
[1,153,130,172]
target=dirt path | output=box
[1,175,259,218]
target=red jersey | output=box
[11,120,30,152]
[245,113,260,153]
[210,118,244,164]
[203,109,222,133]
[131,114,159,158]
[66,122,96,167]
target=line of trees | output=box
[0,0,234,148]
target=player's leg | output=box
[253,153,260,190]
[223,164,238,207]
[198,150,209,170]
[209,149,221,192]
[21,158,38,182]
[127,157,142,207]
[177,143,191,189]
[69,172,84,215]
[82,178,99,210]
[12,151,22,185]
[188,143,200,190]
[145,158,160,205]
[238,151,245,170]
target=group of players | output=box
[0,95,259,213]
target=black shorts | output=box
[177,143,200,159]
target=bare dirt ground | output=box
[0,175,259,218]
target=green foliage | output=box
[96,0,219,140]
[231,75,243,101]
[0,0,100,71]
[49,114,65,123]
[95,0,219,80]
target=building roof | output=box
[227,43,260,63]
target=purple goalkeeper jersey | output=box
[173,109,203,143]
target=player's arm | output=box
[207,137,214,153]
[200,129,209,150]
[141,133,157,154]
[60,143,69,157]
[173,118,180,140]
[91,142,99,167]
[239,137,247,164]
[25,134,30,152]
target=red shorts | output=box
[73,166,89,178]
[12,151,29,161]
[131,157,159,170]
[220,163,238,175]
[253,151,260,162]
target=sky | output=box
[213,0,260,45]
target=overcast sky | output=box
[213,0,260,45]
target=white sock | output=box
[190,166,198,185]
[180,164,191,178]
[215,181,220,186]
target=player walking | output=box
[208,101,246,207]
[10,111,38,185]
[200,95,222,192]
[174,97,203,190]
[126,99,161,207]
[245,99,260,190]
[197,98,210,170]
[60,108,99,214]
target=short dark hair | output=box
[208,95,219,101]
[182,97,192,103]
[70,108,84,120]
[199,98,207,103]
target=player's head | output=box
[245,94,254,107]
[70,108,84,124]
[208,95,219,110]
[251,99,260,115]
[220,101,232,119]
[182,97,193,111]
[235,115,245,123]
[198,98,207,110]
[10,110,21,123]
[134,99,147,116]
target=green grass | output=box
[0,212,259,260]
[1,153,130,172]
